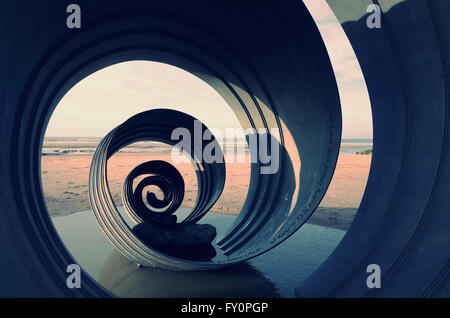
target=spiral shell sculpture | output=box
[89,105,338,270]
[88,104,340,270]
[89,109,227,269]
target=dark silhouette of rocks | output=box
[151,214,178,230]
[132,221,218,261]
[132,223,170,249]
[171,224,217,249]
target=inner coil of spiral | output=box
[122,160,186,224]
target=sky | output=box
[303,0,372,139]
[46,62,240,137]
[45,0,372,139]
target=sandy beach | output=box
[41,151,371,231]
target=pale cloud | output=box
[46,61,241,137]
[304,0,335,22]
[303,0,373,138]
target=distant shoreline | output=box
[41,151,371,231]
[42,137,373,155]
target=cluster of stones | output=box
[132,214,217,252]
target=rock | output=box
[171,224,217,248]
[132,223,170,249]
[152,214,177,230]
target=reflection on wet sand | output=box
[99,250,279,298]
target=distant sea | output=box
[340,138,373,154]
[42,137,373,155]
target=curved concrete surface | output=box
[0,0,448,297]
[0,0,340,296]
[297,0,450,297]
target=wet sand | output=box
[41,152,371,230]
